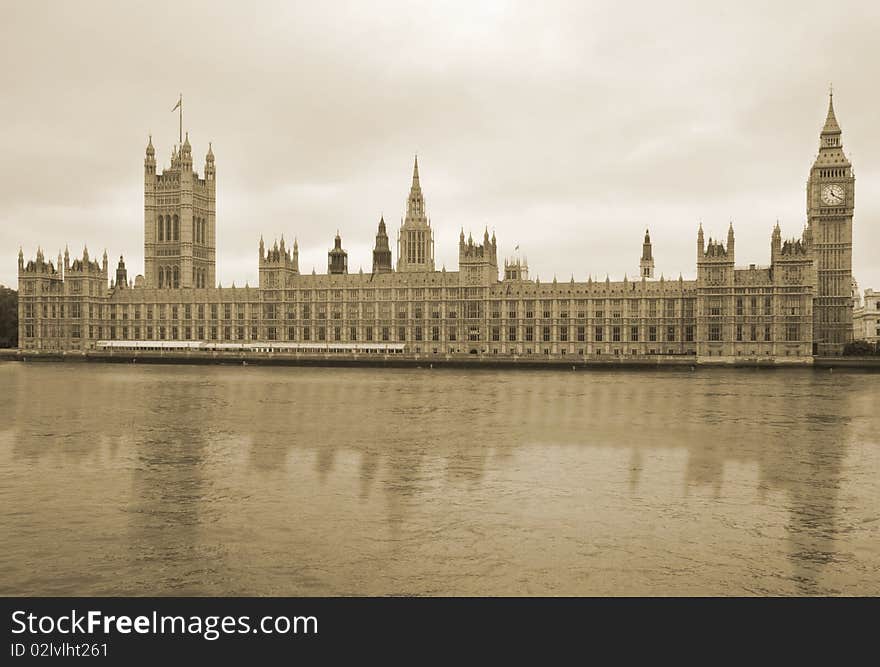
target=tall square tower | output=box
[143,135,216,289]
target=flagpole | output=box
[179,93,182,145]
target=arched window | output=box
[165,216,172,242]
[158,268,164,288]
[173,266,180,288]
[158,218,164,242]
[173,215,179,241]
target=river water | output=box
[0,362,877,596]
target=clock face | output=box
[821,183,845,205]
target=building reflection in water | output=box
[0,362,877,595]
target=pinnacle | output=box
[821,90,841,135]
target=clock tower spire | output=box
[807,88,855,355]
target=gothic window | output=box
[158,219,164,242]
[158,269,164,288]
[173,266,180,288]
[166,216,172,241]
[709,324,721,342]
[173,215,179,241]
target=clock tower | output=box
[807,90,855,355]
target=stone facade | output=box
[853,289,880,343]
[17,95,855,361]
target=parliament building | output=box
[17,94,855,361]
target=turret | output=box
[180,132,192,168]
[115,255,128,288]
[727,221,735,260]
[697,223,704,260]
[145,135,156,174]
[771,221,782,260]
[205,142,215,180]
[372,216,393,274]
[640,229,654,279]
[18,247,24,271]
[328,232,348,275]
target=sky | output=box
[1,0,878,291]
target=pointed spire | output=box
[822,86,841,136]
[412,154,420,186]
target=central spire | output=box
[398,155,434,272]
[405,155,426,221]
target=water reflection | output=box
[0,362,877,595]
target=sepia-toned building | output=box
[17,93,856,361]
[853,288,880,343]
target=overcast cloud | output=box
[1,0,878,290]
